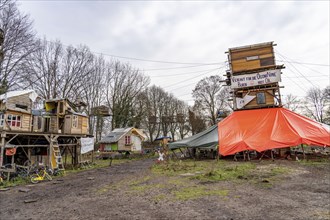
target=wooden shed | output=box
[0,90,39,132]
[98,127,145,153]
[43,98,89,135]
[227,42,276,74]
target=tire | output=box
[30,174,39,184]
[45,173,52,181]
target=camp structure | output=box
[0,90,92,173]
[217,107,330,156]
[169,125,218,150]
[169,125,218,158]
[40,98,89,135]
[0,90,39,132]
[98,127,145,153]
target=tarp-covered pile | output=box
[169,124,218,150]
[218,107,330,156]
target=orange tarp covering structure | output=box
[218,107,330,156]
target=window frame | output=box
[6,114,22,128]
[256,92,266,104]
[125,136,131,145]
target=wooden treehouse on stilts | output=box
[0,90,93,173]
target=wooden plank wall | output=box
[243,90,275,108]
[230,46,275,73]
[5,93,32,112]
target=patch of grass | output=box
[269,166,290,176]
[152,160,202,176]
[194,162,256,182]
[167,178,187,186]
[297,158,330,166]
[130,183,165,192]
[173,186,228,201]
[128,176,151,186]
[153,193,167,202]
[0,176,29,188]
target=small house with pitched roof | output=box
[98,127,145,153]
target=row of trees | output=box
[0,0,329,143]
[284,86,330,124]
[0,0,229,142]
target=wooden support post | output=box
[171,149,179,160]
[301,144,306,160]
[271,150,274,161]
[0,134,6,167]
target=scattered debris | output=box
[261,179,270,183]
[24,199,38,203]
[0,188,10,191]
[87,177,95,180]
[19,188,31,193]
[179,173,196,177]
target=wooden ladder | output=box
[52,142,65,170]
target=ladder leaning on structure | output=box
[51,140,65,171]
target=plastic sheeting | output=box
[169,124,218,150]
[218,108,330,156]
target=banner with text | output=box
[231,69,281,89]
[80,138,94,154]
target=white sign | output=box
[80,138,94,154]
[236,94,256,109]
[231,69,281,89]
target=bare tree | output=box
[81,55,107,139]
[143,85,165,142]
[22,39,94,101]
[60,44,94,100]
[188,108,206,135]
[22,38,63,99]
[303,86,329,123]
[0,0,37,93]
[284,94,301,112]
[175,100,190,140]
[192,75,230,125]
[105,61,149,129]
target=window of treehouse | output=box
[125,136,131,145]
[15,104,28,111]
[72,115,78,128]
[7,114,21,127]
[256,92,266,104]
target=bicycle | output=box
[30,167,52,184]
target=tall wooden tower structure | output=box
[225,42,284,110]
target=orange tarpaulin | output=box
[218,107,330,156]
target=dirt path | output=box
[0,159,329,220]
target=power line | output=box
[93,52,222,66]
[276,59,330,67]
[164,66,224,89]
[142,63,223,71]
[148,67,220,77]
[276,51,318,89]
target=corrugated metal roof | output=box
[98,132,126,144]
[98,127,145,144]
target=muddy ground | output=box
[0,158,329,220]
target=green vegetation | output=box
[297,158,330,166]
[152,160,257,182]
[0,176,29,188]
[173,186,228,201]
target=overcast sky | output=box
[18,1,329,105]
